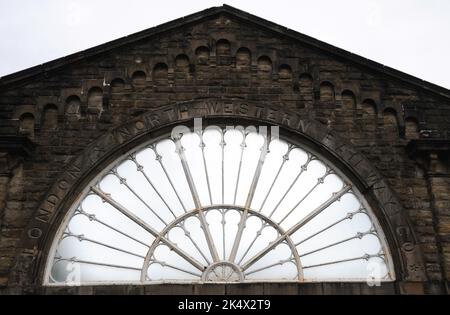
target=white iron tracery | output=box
[45,126,394,285]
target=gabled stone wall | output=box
[0,10,449,294]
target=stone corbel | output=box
[406,139,450,176]
[0,136,35,177]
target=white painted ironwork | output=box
[44,126,395,285]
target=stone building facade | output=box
[0,5,449,294]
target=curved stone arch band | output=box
[15,98,427,285]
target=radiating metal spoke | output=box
[151,260,202,277]
[245,257,294,276]
[295,208,365,246]
[245,140,269,208]
[220,132,225,204]
[299,231,374,258]
[150,144,188,213]
[278,169,332,225]
[198,133,213,205]
[64,232,145,259]
[258,145,293,212]
[76,208,151,248]
[221,209,226,260]
[284,185,351,236]
[110,169,169,225]
[173,136,220,262]
[173,137,201,207]
[242,185,351,271]
[179,222,211,265]
[268,154,313,218]
[91,186,205,271]
[211,266,223,280]
[129,154,177,218]
[237,222,268,265]
[56,257,142,271]
[233,134,247,204]
[224,270,232,281]
[228,137,269,262]
[302,253,382,269]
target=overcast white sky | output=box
[0,0,449,89]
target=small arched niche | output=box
[42,104,58,130]
[236,47,251,68]
[175,54,190,80]
[320,81,335,103]
[175,54,190,72]
[405,117,420,139]
[195,46,210,65]
[216,39,231,56]
[341,90,356,110]
[362,99,377,117]
[19,113,35,138]
[257,56,272,79]
[87,87,103,113]
[278,64,293,81]
[383,108,399,138]
[361,99,377,133]
[65,95,81,117]
[152,63,168,84]
[131,71,146,86]
[216,39,231,65]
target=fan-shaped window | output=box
[45,125,394,285]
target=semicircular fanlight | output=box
[45,126,394,285]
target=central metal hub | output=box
[201,261,244,282]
